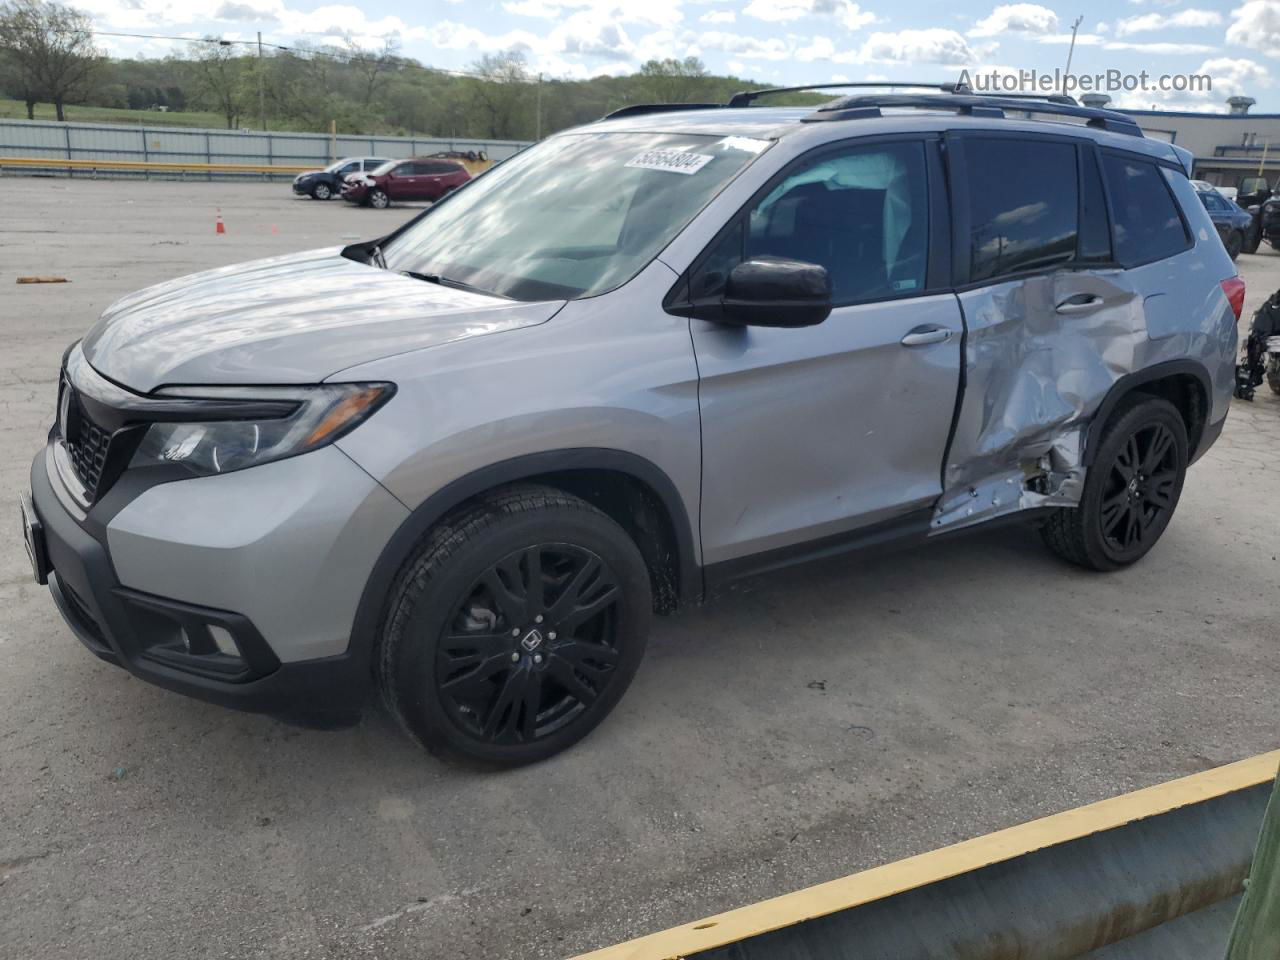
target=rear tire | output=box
[1226,230,1243,260]
[1267,357,1280,396]
[1243,220,1262,255]
[369,189,390,209]
[377,485,652,767]
[1040,395,1188,571]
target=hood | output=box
[81,248,563,392]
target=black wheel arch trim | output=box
[348,448,702,667]
[1081,359,1214,467]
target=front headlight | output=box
[129,382,394,477]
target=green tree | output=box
[0,0,98,121]
[639,56,709,104]
[188,39,249,129]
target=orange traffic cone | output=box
[215,210,226,235]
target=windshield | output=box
[382,132,770,300]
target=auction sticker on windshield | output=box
[625,150,714,175]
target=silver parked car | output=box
[22,88,1243,766]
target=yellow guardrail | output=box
[1,155,496,176]
[0,156,313,175]
[1,156,312,175]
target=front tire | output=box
[1040,396,1188,571]
[1226,229,1243,260]
[1267,357,1280,396]
[311,182,332,200]
[369,188,390,209]
[377,486,652,767]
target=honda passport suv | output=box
[21,87,1242,766]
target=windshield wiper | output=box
[399,270,490,295]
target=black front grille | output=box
[66,409,111,495]
[58,379,122,501]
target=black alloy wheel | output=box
[1041,395,1188,571]
[378,485,651,766]
[437,543,624,744]
[1096,421,1179,560]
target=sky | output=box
[82,0,1279,112]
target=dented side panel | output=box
[933,175,1237,534]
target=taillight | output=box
[1221,276,1246,322]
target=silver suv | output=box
[21,89,1243,766]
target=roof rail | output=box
[602,102,724,120]
[728,81,963,108]
[802,93,1144,137]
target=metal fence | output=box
[0,118,530,180]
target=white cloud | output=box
[742,0,875,31]
[859,28,974,64]
[499,0,684,27]
[701,9,735,22]
[1103,40,1219,52]
[1226,0,1280,58]
[697,29,793,59]
[1114,8,1222,36]
[968,4,1058,37]
[796,36,835,60]
[1037,32,1105,44]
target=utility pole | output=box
[257,31,267,131]
[1063,15,1084,87]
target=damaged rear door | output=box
[937,132,1142,532]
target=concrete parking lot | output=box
[1,178,1278,960]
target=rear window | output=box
[1101,155,1190,266]
[962,138,1079,283]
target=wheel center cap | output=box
[1128,477,1140,496]
[520,628,544,653]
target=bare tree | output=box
[188,39,248,130]
[0,45,40,117]
[345,36,398,107]
[0,0,98,121]
[639,56,709,103]
[468,49,529,139]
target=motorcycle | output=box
[1235,286,1280,401]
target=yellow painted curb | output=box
[572,750,1280,960]
[0,156,314,175]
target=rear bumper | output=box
[29,446,369,726]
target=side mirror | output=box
[710,257,832,328]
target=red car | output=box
[342,157,471,208]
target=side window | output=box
[694,141,929,304]
[337,161,359,176]
[962,137,1079,283]
[393,163,414,177]
[1200,191,1226,211]
[1101,154,1190,265]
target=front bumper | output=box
[28,445,372,726]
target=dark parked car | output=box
[293,157,391,200]
[341,158,471,209]
[1195,185,1254,260]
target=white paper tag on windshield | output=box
[626,150,713,175]
[720,136,770,154]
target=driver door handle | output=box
[900,325,953,347]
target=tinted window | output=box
[963,138,1078,282]
[420,160,457,174]
[1103,155,1190,265]
[337,161,359,176]
[695,141,929,303]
